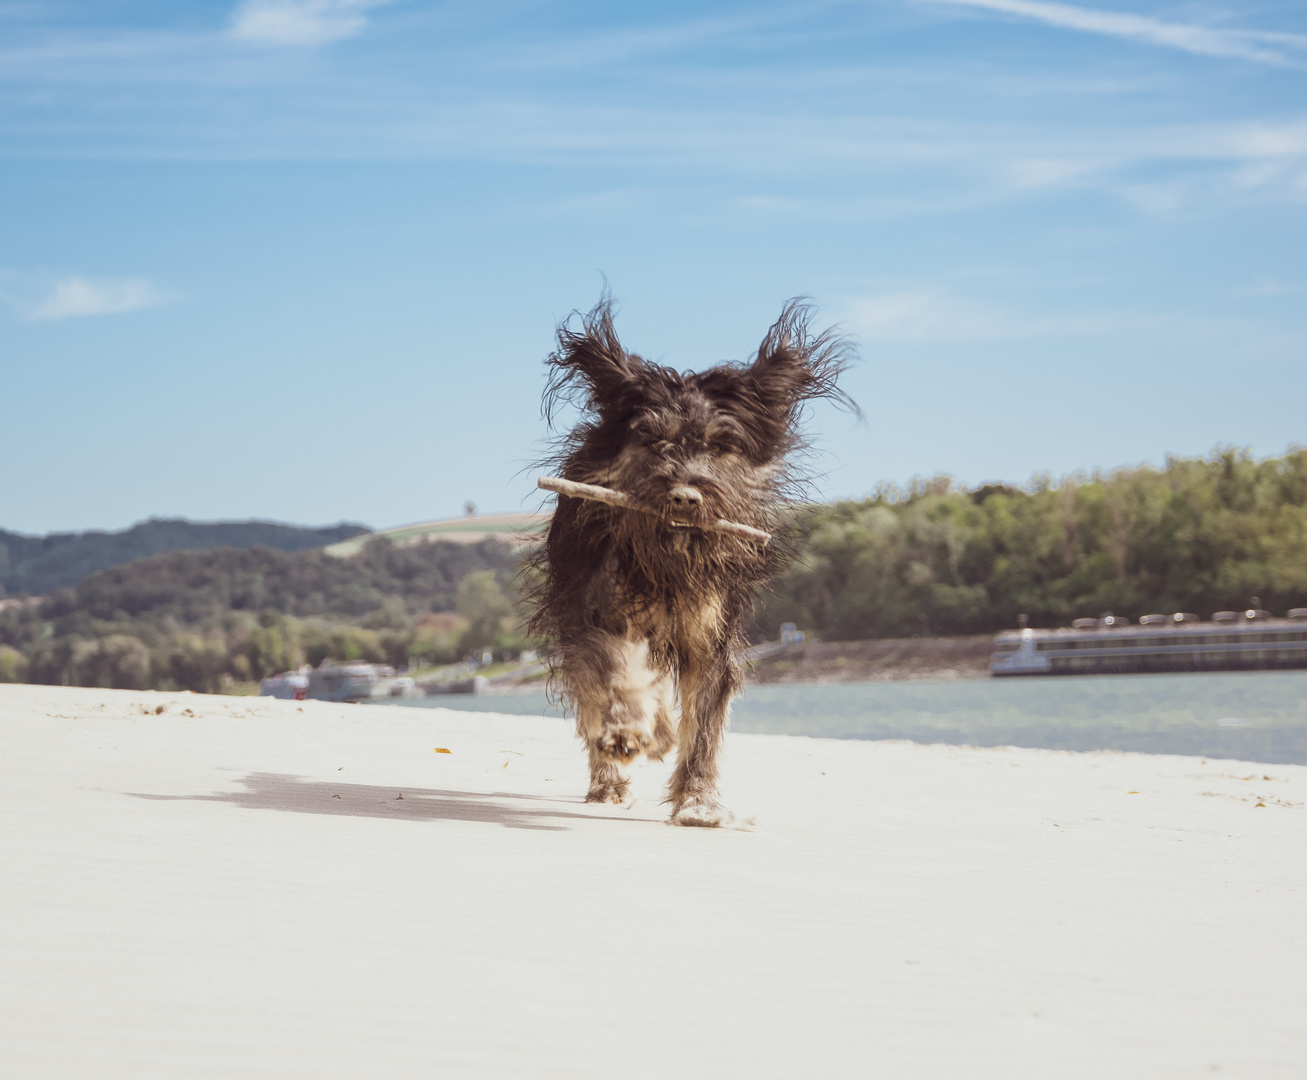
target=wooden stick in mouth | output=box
[537,476,771,545]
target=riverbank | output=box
[490,634,996,693]
[746,633,994,683]
[3,683,1305,1078]
[384,670,1307,765]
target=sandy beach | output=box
[2,683,1304,1079]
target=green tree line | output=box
[753,447,1307,640]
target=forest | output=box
[753,446,1307,639]
[2,447,1305,693]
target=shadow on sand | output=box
[130,772,621,831]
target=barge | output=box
[992,608,1307,676]
[259,659,397,702]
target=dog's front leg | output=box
[573,635,676,803]
[667,655,740,827]
[581,710,632,804]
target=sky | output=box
[1,0,1305,534]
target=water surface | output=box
[383,671,1307,764]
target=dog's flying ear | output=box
[544,299,641,423]
[747,299,856,421]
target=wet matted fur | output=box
[526,298,855,826]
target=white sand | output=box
[2,684,1304,1079]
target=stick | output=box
[537,476,771,545]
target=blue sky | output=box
[2,0,1305,534]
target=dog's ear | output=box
[747,300,855,421]
[545,299,641,421]
[748,309,815,413]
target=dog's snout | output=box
[668,486,704,513]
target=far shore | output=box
[493,634,995,693]
[745,634,994,683]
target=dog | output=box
[527,298,853,826]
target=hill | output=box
[0,518,371,597]
[0,536,521,692]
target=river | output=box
[381,670,1307,765]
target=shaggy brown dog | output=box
[527,298,853,826]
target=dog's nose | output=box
[668,486,704,513]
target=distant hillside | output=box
[0,518,371,597]
[0,536,523,693]
[52,539,514,625]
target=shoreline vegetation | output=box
[1,446,1305,694]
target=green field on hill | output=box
[323,512,548,558]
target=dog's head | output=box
[543,298,854,543]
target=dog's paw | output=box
[595,725,653,764]
[585,781,630,805]
[670,801,735,828]
[645,723,677,763]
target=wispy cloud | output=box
[488,10,805,70]
[229,0,392,48]
[918,0,1307,66]
[26,277,166,321]
[1233,277,1303,298]
[843,289,1114,343]
[0,4,1304,217]
[847,290,1017,342]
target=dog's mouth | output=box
[667,518,708,531]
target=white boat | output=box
[992,608,1307,676]
[257,670,309,700]
[259,659,395,702]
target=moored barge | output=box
[259,659,397,702]
[992,608,1307,676]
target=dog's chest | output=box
[613,584,726,656]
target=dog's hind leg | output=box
[667,654,740,827]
